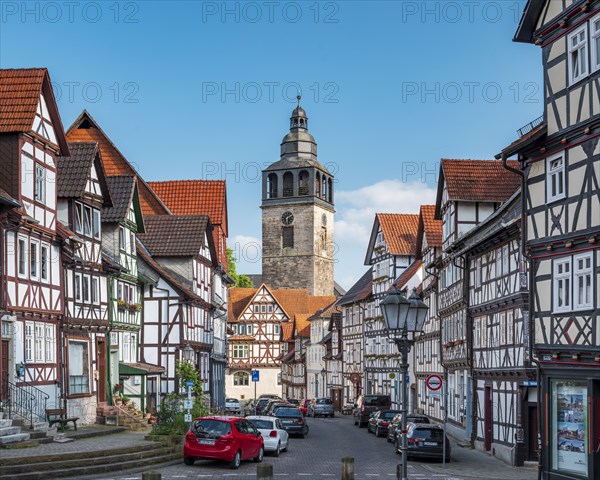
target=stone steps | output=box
[0,442,181,479]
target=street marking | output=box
[365,475,380,477]
[298,474,313,476]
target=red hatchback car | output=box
[184,417,264,469]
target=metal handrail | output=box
[517,115,543,137]
[4,380,49,429]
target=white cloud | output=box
[333,179,436,290]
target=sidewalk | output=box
[420,439,538,480]
[0,428,152,459]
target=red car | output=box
[183,416,264,469]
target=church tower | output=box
[261,97,335,296]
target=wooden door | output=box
[96,338,107,402]
[484,386,492,451]
[333,389,342,411]
[0,340,8,400]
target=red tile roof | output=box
[440,159,521,203]
[295,314,311,337]
[281,322,294,342]
[377,213,419,256]
[66,111,170,216]
[148,180,228,235]
[0,68,69,153]
[420,205,442,248]
[393,259,423,290]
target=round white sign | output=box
[426,374,443,391]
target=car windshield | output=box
[257,399,270,406]
[276,408,301,417]
[226,398,238,403]
[316,398,332,404]
[408,416,429,423]
[382,411,400,419]
[250,419,273,429]
[412,428,444,440]
[191,420,231,438]
[363,396,390,406]
[287,399,299,404]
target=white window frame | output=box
[553,257,572,313]
[83,205,92,237]
[82,275,90,303]
[29,239,39,280]
[74,272,82,302]
[34,323,45,362]
[40,243,49,281]
[35,163,45,203]
[592,13,600,73]
[45,324,55,362]
[475,257,482,288]
[546,153,566,203]
[74,202,83,234]
[25,321,34,362]
[92,209,101,239]
[17,236,28,278]
[119,226,126,251]
[573,252,593,310]
[568,25,588,85]
[68,340,90,394]
[506,309,514,345]
[91,276,100,305]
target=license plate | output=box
[282,420,294,424]
[198,439,215,445]
[424,442,438,446]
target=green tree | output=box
[227,248,253,288]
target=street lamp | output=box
[321,367,327,398]
[380,287,428,480]
[182,344,195,363]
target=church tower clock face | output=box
[261,96,335,296]
[281,211,294,225]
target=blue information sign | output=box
[251,370,259,382]
[186,380,194,387]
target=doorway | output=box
[0,340,9,401]
[528,405,538,461]
[96,338,107,402]
[484,386,492,451]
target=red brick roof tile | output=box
[377,213,419,256]
[393,259,423,290]
[0,68,45,133]
[420,205,442,248]
[440,159,521,202]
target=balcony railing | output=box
[2,380,49,428]
[517,115,543,137]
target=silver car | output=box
[225,397,241,414]
[308,398,335,417]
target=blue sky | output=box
[0,1,542,290]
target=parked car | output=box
[246,415,290,457]
[367,409,401,437]
[387,414,430,443]
[243,399,256,416]
[353,395,391,428]
[274,406,308,438]
[264,401,291,416]
[225,398,241,414]
[286,398,299,406]
[183,417,264,469]
[258,394,282,400]
[395,423,451,462]
[255,397,277,415]
[307,398,335,417]
[299,398,311,416]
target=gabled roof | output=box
[513,0,546,43]
[227,285,336,325]
[138,214,215,259]
[309,303,340,321]
[337,269,372,306]
[435,159,521,216]
[295,314,311,337]
[57,142,113,207]
[282,322,294,342]
[103,175,144,231]
[392,259,423,291]
[365,213,419,264]
[66,110,171,216]
[0,68,69,154]
[147,180,228,236]
[0,187,19,207]
[496,122,546,159]
[416,205,442,255]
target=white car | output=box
[246,415,290,456]
[225,397,241,414]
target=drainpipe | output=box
[501,153,542,480]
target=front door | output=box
[333,389,342,411]
[484,386,492,451]
[96,338,107,402]
[528,405,538,461]
[0,340,9,400]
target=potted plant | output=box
[117,299,129,310]
[128,303,138,312]
[122,395,130,406]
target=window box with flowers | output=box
[117,300,129,310]
[372,275,389,284]
[129,303,142,313]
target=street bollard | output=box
[257,463,274,479]
[341,457,355,480]
[142,472,161,480]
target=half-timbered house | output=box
[146,180,230,411]
[337,269,371,405]
[363,214,419,407]
[435,159,521,442]
[0,68,70,420]
[450,190,535,466]
[101,175,145,405]
[227,285,335,400]
[499,2,600,477]
[413,205,444,422]
[323,311,343,411]
[56,142,113,423]
[137,214,216,405]
[306,305,335,399]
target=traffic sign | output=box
[251,370,259,382]
[426,374,443,391]
[186,380,194,387]
[184,413,192,423]
[183,399,193,409]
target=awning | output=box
[119,362,164,375]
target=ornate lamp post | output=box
[321,367,327,398]
[182,344,194,363]
[380,287,428,480]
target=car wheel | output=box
[183,456,195,466]
[283,439,289,452]
[273,442,280,457]
[253,446,264,463]
[230,450,242,469]
[303,425,309,436]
